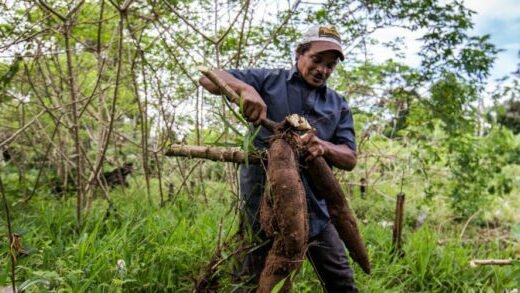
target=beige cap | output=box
[298,25,344,61]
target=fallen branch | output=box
[469,259,514,267]
[165,144,264,164]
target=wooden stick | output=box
[470,259,513,267]
[392,192,405,254]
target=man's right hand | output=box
[199,70,267,125]
[240,86,267,125]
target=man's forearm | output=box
[322,141,357,171]
[199,70,251,96]
[301,133,357,171]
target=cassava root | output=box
[257,138,308,292]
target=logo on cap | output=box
[318,26,341,42]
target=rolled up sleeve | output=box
[226,68,269,93]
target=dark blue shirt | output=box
[228,67,356,237]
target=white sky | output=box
[465,0,520,79]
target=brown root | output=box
[257,139,308,292]
[257,245,296,293]
[306,157,371,274]
[259,183,275,237]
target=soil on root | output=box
[257,138,308,292]
[259,182,275,237]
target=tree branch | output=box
[0,109,46,148]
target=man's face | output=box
[296,45,339,88]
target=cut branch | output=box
[469,259,514,267]
[165,144,264,164]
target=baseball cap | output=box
[298,25,344,61]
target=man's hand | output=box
[301,133,326,161]
[300,132,357,171]
[240,86,267,125]
[199,70,267,125]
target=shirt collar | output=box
[287,65,328,95]
[287,65,299,82]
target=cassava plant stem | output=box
[165,144,264,164]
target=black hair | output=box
[295,42,312,61]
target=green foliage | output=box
[444,128,516,217]
[315,0,498,83]
[0,55,22,103]
[348,177,518,291]
[495,98,520,134]
[1,176,518,291]
[428,72,477,134]
[1,183,239,291]
[71,2,118,54]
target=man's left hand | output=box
[301,133,326,161]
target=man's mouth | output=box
[311,73,324,82]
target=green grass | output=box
[1,177,519,292]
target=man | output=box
[199,25,358,292]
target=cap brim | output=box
[312,41,344,61]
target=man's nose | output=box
[317,64,331,76]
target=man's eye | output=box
[311,56,321,63]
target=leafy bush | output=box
[445,128,516,217]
